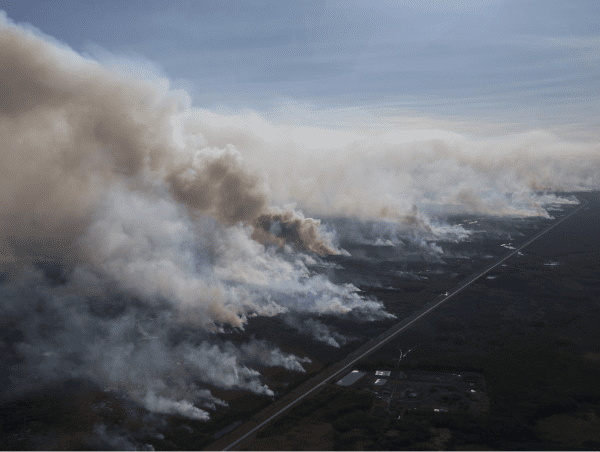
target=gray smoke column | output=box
[0,14,392,423]
[166,147,337,255]
[182,107,599,225]
[282,315,350,348]
[253,207,338,255]
[0,13,336,275]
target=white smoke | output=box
[1,10,597,429]
[142,392,211,421]
[183,343,274,396]
[282,315,352,348]
[178,106,598,227]
[90,424,155,451]
[238,339,312,372]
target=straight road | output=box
[208,198,589,451]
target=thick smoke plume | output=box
[0,18,336,273]
[1,10,598,429]
[0,13,388,423]
[183,108,598,227]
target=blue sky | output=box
[4,0,600,138]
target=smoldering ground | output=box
[1,10,600,450]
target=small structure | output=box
[375,370,391,377]
[336,370,366,387]
[349,370,488,419]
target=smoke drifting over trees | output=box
[0,10,598,427]
[0,12,385,422]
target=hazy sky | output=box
[4,0,600,137]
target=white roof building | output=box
[375,370,391,377]
[336,370,366,386]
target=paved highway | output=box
[211,198,588,451]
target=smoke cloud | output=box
[0,13,336,272]
[90,424,154,451]
[282,315,351,348]
[0,14,391,423]
[180,107,598,225]
[1,10,598,430]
